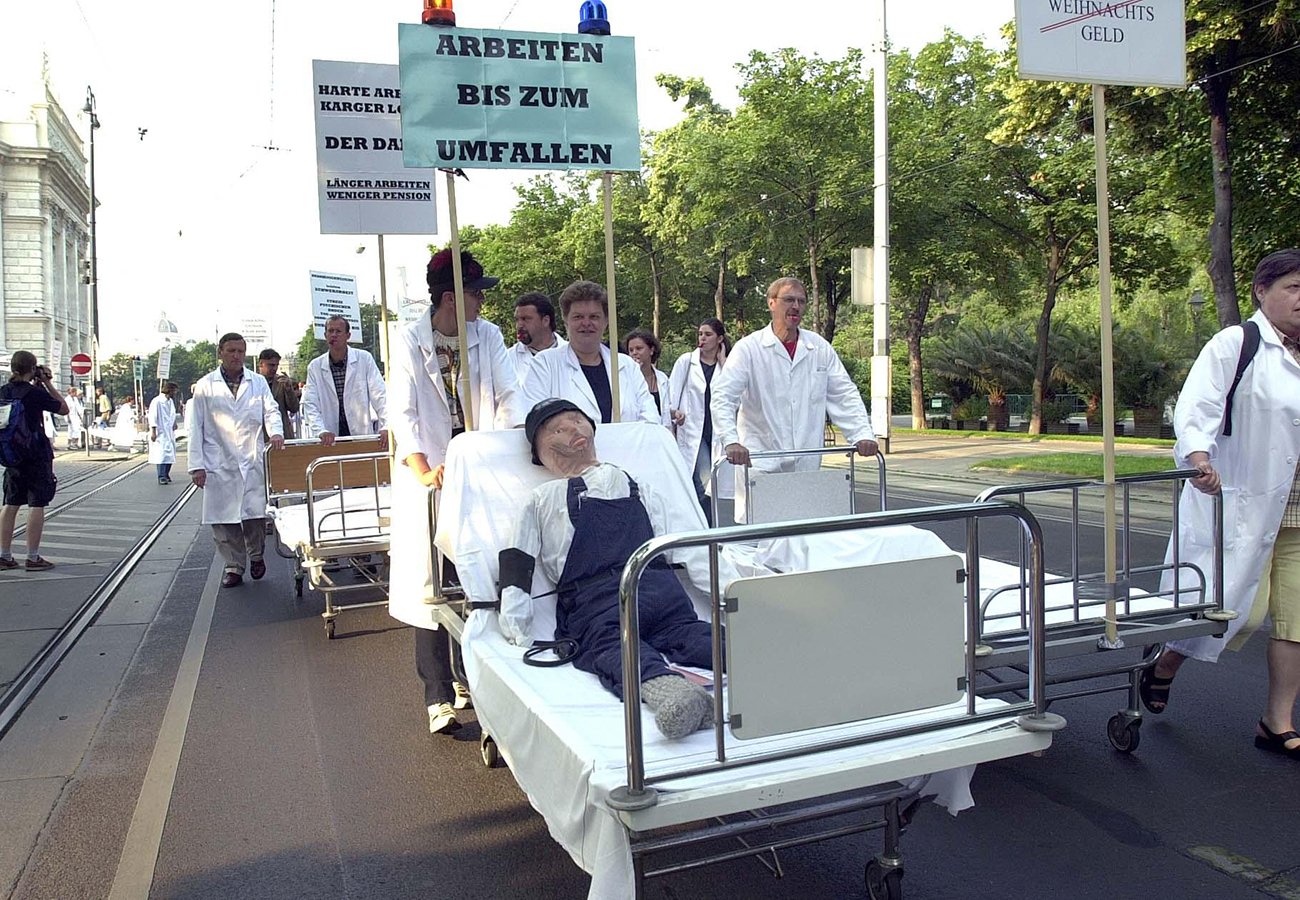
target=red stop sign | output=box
[70,353,93,376]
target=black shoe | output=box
[1255,720,1300,759]
[221,571,243,588]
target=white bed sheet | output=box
[267,486,391,555]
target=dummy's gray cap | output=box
[525,398,595,465]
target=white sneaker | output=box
[428,702,461,734]
[453,681,473,710]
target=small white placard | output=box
[1015,0,1186,88]
[310,271,363,342]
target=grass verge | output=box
[890,427,1175,448]
[971,453,1177,477]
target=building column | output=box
[0,190,8,350]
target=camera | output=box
[36,365,52,381]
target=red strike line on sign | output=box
[1040,0,1143,33]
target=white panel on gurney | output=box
[725,554,967,740]
[746,468,852,524]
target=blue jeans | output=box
[156,463,172,480]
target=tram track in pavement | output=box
[0,481,198,739]
[11,458,151,539]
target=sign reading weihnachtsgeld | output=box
[313,59,439,235]
[397,26,640,171]
[309,271,364,341]
[1015,0,1186,88]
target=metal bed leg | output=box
[865,798,904,900]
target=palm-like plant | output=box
[931,322,1035,428]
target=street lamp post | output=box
[82,86,101,458]
[1189,288,1205,347]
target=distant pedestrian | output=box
[66,387,85,450]
[0,351,68,571]
[96,386,111,425]
[188,333,285,588]
[148,382,180,484]
[257,349,300,439]
[302,315,387,444]
[1144,249,1300,761]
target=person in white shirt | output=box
[65,387,85,450]
[302,315,387,444]
[668,317,734,523]
[711,277,876,517]
[624,328,672,428]
[509,292,567,386]
[519,280,658,426]
[147,382,180,484]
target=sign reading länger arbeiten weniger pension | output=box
[1015,0,1186,88]
[397,26,640,171]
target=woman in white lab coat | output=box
[111,397,138,451]
[388,248,516,735]
[623,328,673,428]
[1146,250,1300,759]
[147,382,179,483]
[519,281,658,427]
[668,317,734,523]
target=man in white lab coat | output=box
[188,333,285,588]
[711,276,876,517]
[508,291,567,385]
[519,280,658,427]
[147,382,180,484]
[302,315,387,443]
[1145,249,1300,760]
[389,248,516,736]
[65,387,86,450]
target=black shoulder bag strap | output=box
[1222,321,1261,437]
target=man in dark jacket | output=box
[0,350,68,570]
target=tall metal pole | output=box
[870,1,891,452]
[83,86,100,458]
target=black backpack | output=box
[1222,321,1261,437]
[0,391,38,467]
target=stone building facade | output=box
[0,83,93,382]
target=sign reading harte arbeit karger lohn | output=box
[1015,0,1186,88]
[397,27,640,172]
[313,59,439,235]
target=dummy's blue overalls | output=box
[555,472,716,695]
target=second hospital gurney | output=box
[430,423,1062,900]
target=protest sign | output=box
[310,271,363,341]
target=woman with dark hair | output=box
[668,318,733,523]
[1143,249,1300,760]
[624,328,671,428]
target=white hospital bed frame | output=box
[969,471,1229,753]
[264,436,391,639]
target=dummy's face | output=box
[536,411,596,472]
[1258,269,1300,339]
[514,304,548,345]
[564,300,607,353]
[219,340,247,371]
[626,337,654,368]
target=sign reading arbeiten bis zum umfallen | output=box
[397,25,640,172]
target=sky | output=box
[3,0,1013,358]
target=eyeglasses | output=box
[773,294,807,306]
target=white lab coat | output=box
[648,367,672,428]
[110,403,138,451]
[146,394,177,464]
[187,368,283,525]
[509,334,568,386]
[519,343,659,426]
[711,325,873,504]
[66,396,85,440]
[301,347,388,439]
[389,315,517,629]
[668,349,734,499]
[1161,310,1300,662]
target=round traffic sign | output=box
[70,353,93,376]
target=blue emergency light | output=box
[578,1,610,35]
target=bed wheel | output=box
[324,618,336,640]
[1107,714,1141,753]
[480,733,500,768]
[865,859,903,900]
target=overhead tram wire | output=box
[239,0,285,178]
[584,37,1300,309]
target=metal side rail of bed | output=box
[264,436,392,639]
[970,469,1229,752]
[609,500,1064,900]
[711,445,887,526]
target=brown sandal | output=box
[1255,720,1300,759]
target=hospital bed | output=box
[716,449,1228,754]
[431,424,1062,900]
[264,435,391,639]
